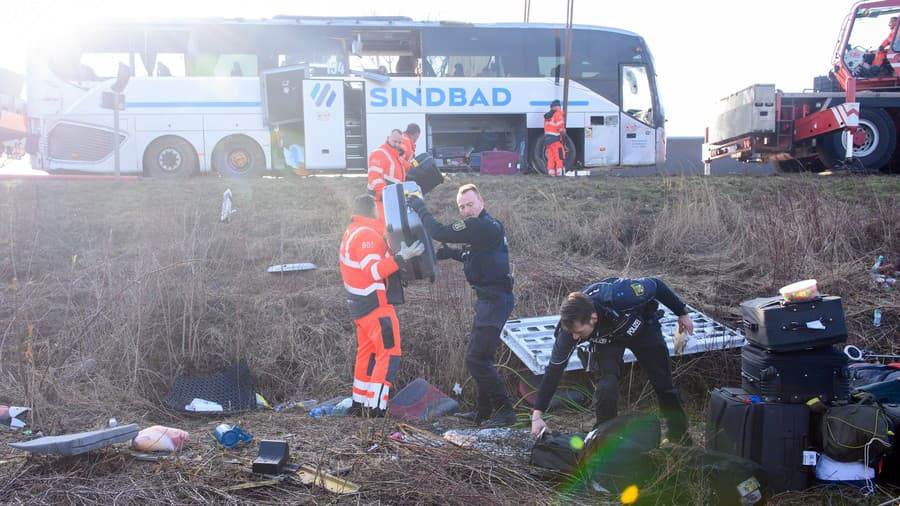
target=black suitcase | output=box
[382,182,437,282]
[407,153,444,194]
[741,343,850,403]
[740,295,847,351]
[706,387,811,493]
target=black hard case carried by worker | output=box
[406,153,444,195]
[706,387,811,493]
[382,182,437,282]
[741,343,851,404]
[740,295,847,352]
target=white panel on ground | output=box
[500,306,745,376]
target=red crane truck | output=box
[704,0,900,173]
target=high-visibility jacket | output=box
[544,108,566,137]
[339,215,401,319]
[367,143,406,203]
[400,133,416,165]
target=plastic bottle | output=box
[874,308,883,328]
[871,255,884,274]
[309,405,334,418]
[332,397,353,416]
[214,424,253,448]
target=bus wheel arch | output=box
[212,134,265,178]
[528,132,576,175]
[143,135,199,177]
[819,107,896,172]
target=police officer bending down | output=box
[407,184,517,427]
[530,277,694,444]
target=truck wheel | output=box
[212,135,265,178]
[819,108,896,172]
[143,136,197,177]
[530,135,576,175]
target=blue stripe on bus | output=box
[316,83,331,107]
[529,100,589,106]
[125,101,262,108]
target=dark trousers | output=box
[465,293,514,415]
[593,325,688,439]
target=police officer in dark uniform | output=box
[407,184,516,427]
[529,277,694,444]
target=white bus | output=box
[25,16,666,176]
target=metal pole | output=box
[561,0,574,173]
[561,0,573,114]
[113,95,120,179]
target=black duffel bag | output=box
[530,431,584,473]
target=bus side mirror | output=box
[110,63,131,94]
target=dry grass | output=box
[0,172,898,504]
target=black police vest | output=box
[463,211,512,295]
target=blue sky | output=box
[0,0,856,136]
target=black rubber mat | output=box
[162,359,256,414]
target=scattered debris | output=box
[132,425,189,452]
[253,440,290,474]
[296,464,360,494]
[8,424,139,456]
[0,406,30,429]
[442,430,477,448]
[162,359,257,415]
[255,393,272,409]
[220,188,236,223]
[267,263,316,273]
[185,398,223,412]
[214,423,253,448]
[274,399,318,412]
[388,378,459,421]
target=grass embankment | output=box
[0,173,897,504]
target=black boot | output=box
[453,410,490,425]
[479,406,518,428]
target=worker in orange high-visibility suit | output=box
[399,123,420,170]
[543,99,566,177]
[873,16,898,72]
[368,129,406,219]
[339,194,425,416]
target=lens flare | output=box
[569,435,584,450]
[620,484,639,504]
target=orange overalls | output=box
[339,215,403,410]
[399,133,416,171]
[544,108,566,176]
[367,143,406,219]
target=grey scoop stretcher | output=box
[9,424,139,456]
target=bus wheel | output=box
[143,136,197,177]
[213,135,265,178]
[530,135,576,175]
[819,107,896,172]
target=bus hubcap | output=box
[158,148,183,172]
[228,150,250,172]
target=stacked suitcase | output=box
[739,295,850,404]
[707,294,850,493]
